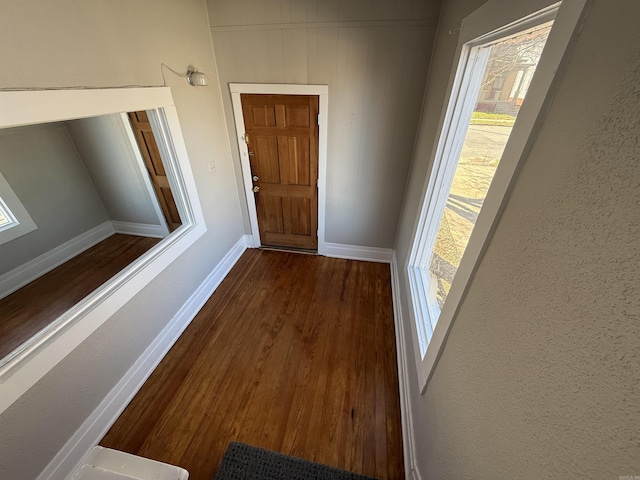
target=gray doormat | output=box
[214,442,377,480]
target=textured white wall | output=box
[395,0,640,478]
[0,123,110,273]
[66,115,161,226]
[0,1,244,479]
[207,0,441,247]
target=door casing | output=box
[230,84,328,255]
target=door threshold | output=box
[259,245,318,256]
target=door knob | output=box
[252,175,259,181]
[253,186,260,193]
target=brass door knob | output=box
[253,186,260,193]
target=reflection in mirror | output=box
[0,111,181,363]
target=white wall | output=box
[0,1,244,479]
[66,115,161,227]
[394,0,640,478]
[207,0,441,247]
[0,123,110,273]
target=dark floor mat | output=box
[214,442,377,480]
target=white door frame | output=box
[229,83,329,255]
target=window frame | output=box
[406,0,589,393]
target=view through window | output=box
[426,25,552,311]
[408,20,555,358]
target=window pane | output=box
[428,25,552,308]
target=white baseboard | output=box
[0,221,115,301]
[0,219,170,301]
[111,221,167,239]
[390,252,422,480]
[243,234,255,248]
[324,242,393,263]
[36,235,248,480]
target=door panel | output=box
[254,136,280,184]
[251,105,277,127]
[241,94,319,250]
[284,106,311,127]
[289,198,311,235]
[278,137,310,186]
[260,196,284,233]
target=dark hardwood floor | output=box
[101,249,404,480]
[0,234,160,359]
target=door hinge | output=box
[316,229,319,238]
[316,113,319,126]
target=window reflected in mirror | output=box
[0,111,182,361]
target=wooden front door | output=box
[241,94,319,250]
[128,111,182,233]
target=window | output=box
[407,0,588,391]
[0,197,17,230]
[410,19,554,357]
[424,24,552,337]
[0,171,37,245]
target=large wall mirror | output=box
[0,88,206,412]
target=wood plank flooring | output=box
[101,249,404,480]
[0,234,160,360]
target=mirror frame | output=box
[0,87,207,413]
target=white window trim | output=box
[0,171,38,244]
[406,0,589,393]
[229,83,329,255]
[412,4,556,359]
[0,87,207,414]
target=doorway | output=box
[230,84,328,254]
[241,94,318,250]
